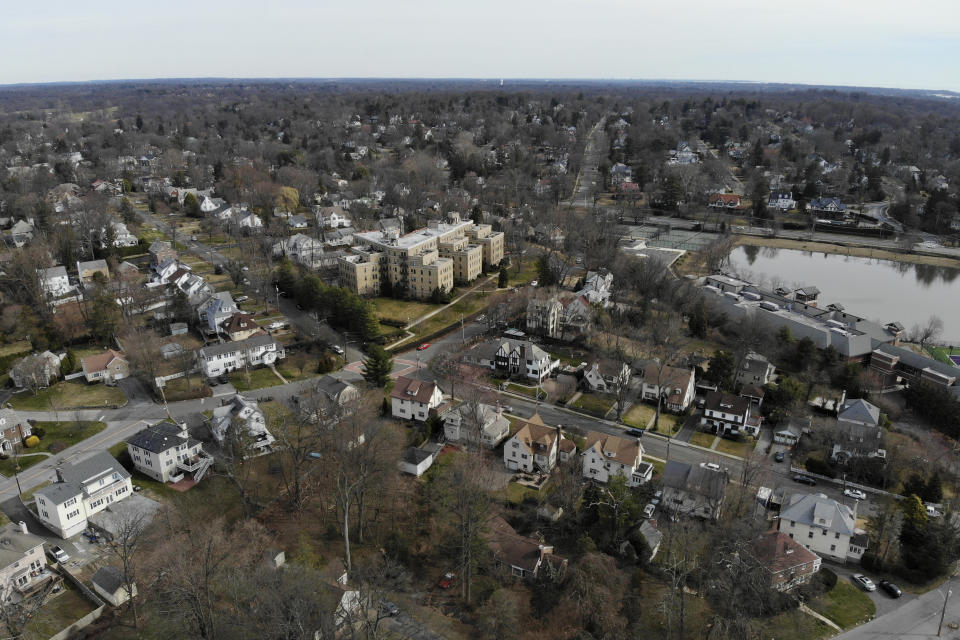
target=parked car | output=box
[843,488,867,501]
[417,343,431,351]
[379,601,400,616]
[642,503,656,519]
[926,505,942,518]
[267,321,284,331]
[47,546,69,563]
[774,451,785,462]
[852,574,877,591]
[235,295,249,303]
[331,345,345,356]
[626,428,645,438]
[879,580,902,598]
[651,490,663,506]
[476,314,486,322]
[792,474,817,486]
[438,572,456,589]
[530,280,539,287]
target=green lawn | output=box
[505,383,541,399]
[571,393,615,417]
[926,344,960,366]
[0,340,31,358]
[507,258,539,286]
[756,609,833,640]
[21,582,96,640]
[229,366,284,391]
[689,431,717,449]
[715,437,756,458]
[622,404,655,428]
[9,381,126,411]
[27,421,108,455]
[0,453,46,477]
[505,482,541,504]
[651,413,681,435]
[809,580,876,629]
[369,298,438,325]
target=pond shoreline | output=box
[734,235,960,269]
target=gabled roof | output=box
[510,414,561,453]
[780,493,855,536]
[390,376,441,404]
[198,333,277,358]
[224,312,260,335]
[484,515,555,574]
[91,566,125,594]
[583,431,641,467]
[42,266,68,280]
[704,390,750,416]
[127,421,188,454]
[0,523,45,568]
[754,530,819,574]
[81,349,127,373]
[661,461,727,501]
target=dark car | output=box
[879,580,902,598]
[626,428,645,438]
[774,451,785,462]
[792,474,817,486]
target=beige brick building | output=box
[341,214,504,299]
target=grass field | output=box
[0,453,46,477]
[651,413,681,435]
[809,580,876,629]
[756,609,833,640]
[369,298,437,325]
[715,437,756,458]
[27,421,109,454]
[0,340,31,358]
[20,582,96,640]
[230,367,284,391]
[8,381,126,411]
[622,404,655,428]
[507,258,539,286]
[689,431,717,449]
[162,375,211,401]
[926,344,960,366]
[571,393,615,417]
[505,482,541,504]
[505,383,541,399]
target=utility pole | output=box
[939,588,952,636]
[461,313,465,343]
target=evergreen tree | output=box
[498,266,509,288]
[183,192,201,218]
[688,299,708,339]
[362,345,393,387]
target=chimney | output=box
[54,467,65,484]
[18,521,27,535]
[179,421,189,439]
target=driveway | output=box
[828,562,915,619]
[834,575,960,640]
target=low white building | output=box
[197,334,285,378]
[398,447,435,477]
[211,395,276,455]
[110,221,139,247]
[40,266,71,298]
[126,421,213,483]
[443,403,511,448]
[778,493,868,564]
[390,376,444,421]
[581,431,652,487]
[92,566,136,607]
[35,452,133,539]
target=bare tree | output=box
[645,316,686,431]
[122,327,164,389]
[911,314,944,348]
[103,510,148,628]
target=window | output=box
[822,530,827,536]
[790,521,795,527]
[835,532,840,539]
[64,497,77,508]
[830,545,836,552]
[66,509,80,519]
[41,510,48,518]
[808,531,814,539]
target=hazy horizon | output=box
[4,0,959,92]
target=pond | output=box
[726,245,960,343]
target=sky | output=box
[2,0,959,91]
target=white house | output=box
[0,522,49,602]
[768,191,797,211]
[398,447,435,477]
[211,395,276,455]
[109,221,139,247]
[640,363,696,412]
[576,271,614,307]
[197,334,285,379]
[40,266,72,298]
[736,351,776,387]
[701,390,753,437]
[466,338,559,383]
[581,360,631,394]
[234,210,263,229]
[126,421,214,483]
[581,431,652,487]
[317,206,352,228]
[34,452,133,539]
[778,493,868,564]
[443,402,511,448]
[272,233,327,269]
[503,414,571,474]
[390,376,444,421]
[196,291,237,333]
[91,566,136,607]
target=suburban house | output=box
[91,566,136,607]
[736,351,776,387]
[701,391,752,437]
[80,349,129,384]
[768,191,797,211]
[76,259,110,284]
[831,398,885,464]
[526,296,562,338]
[390,376,445,422]
[774,422,804,446]
[110,221,139,247]
[272,233,327,269]
[808,197,847,216]
[0,522,50,602]
[10,351,62,390]
[311,375,360,407]
[148,240,177,270]
[466,338,559,383]
[126,421,214,483]
[9,220,35,247]
[753,530,822,591]
[661,461,728,520]
[503,414,571,474]
[197,334,285,379]
[640,363,696,412]
[40,266,72,298]
[581,360,631,394]
[197,291,238,334]
[211,395,275,455]
[287,215,309,229]
[576,270,614,307]
[222,312,262,341]
[0,409,32,455]
[317,206,352,228]
[581,431,653,487]
[34,452,133,538]
[484,515,567,579]
[708,193,742,208]
[778,493,868,564]
[443,402,511,448]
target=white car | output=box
[267,321,284,331]
[235,295,249,303]
[530,280,538,287]
[331,345,345,356]
[47,546,70,563]
[642,503,656,519]
[843,488,867,501]
[852,574,877,592]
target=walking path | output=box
[799,604,842,632]
[267,364,288,384]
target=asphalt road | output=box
[834,575,960,639]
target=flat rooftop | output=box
[355,219,473,249]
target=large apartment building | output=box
[340,214,504,299]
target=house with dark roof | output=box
[211,395,275,455]
[768,191,797,211]
[661,461,728,520]
[465,338,559,383]
[735,351,775,387]
[581,431,652,486]
[126,421,213,483]
[222,312,262,341]
[778,493,867,563]
[92,566,136,606]
[753,530,821,591]
[148,240,177,270]
[389,376,444,422]
[831,398,884,463]
[398,447,435,477]
[34,451,133,538]
[483,515,567,579]
[701,390,752,437]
